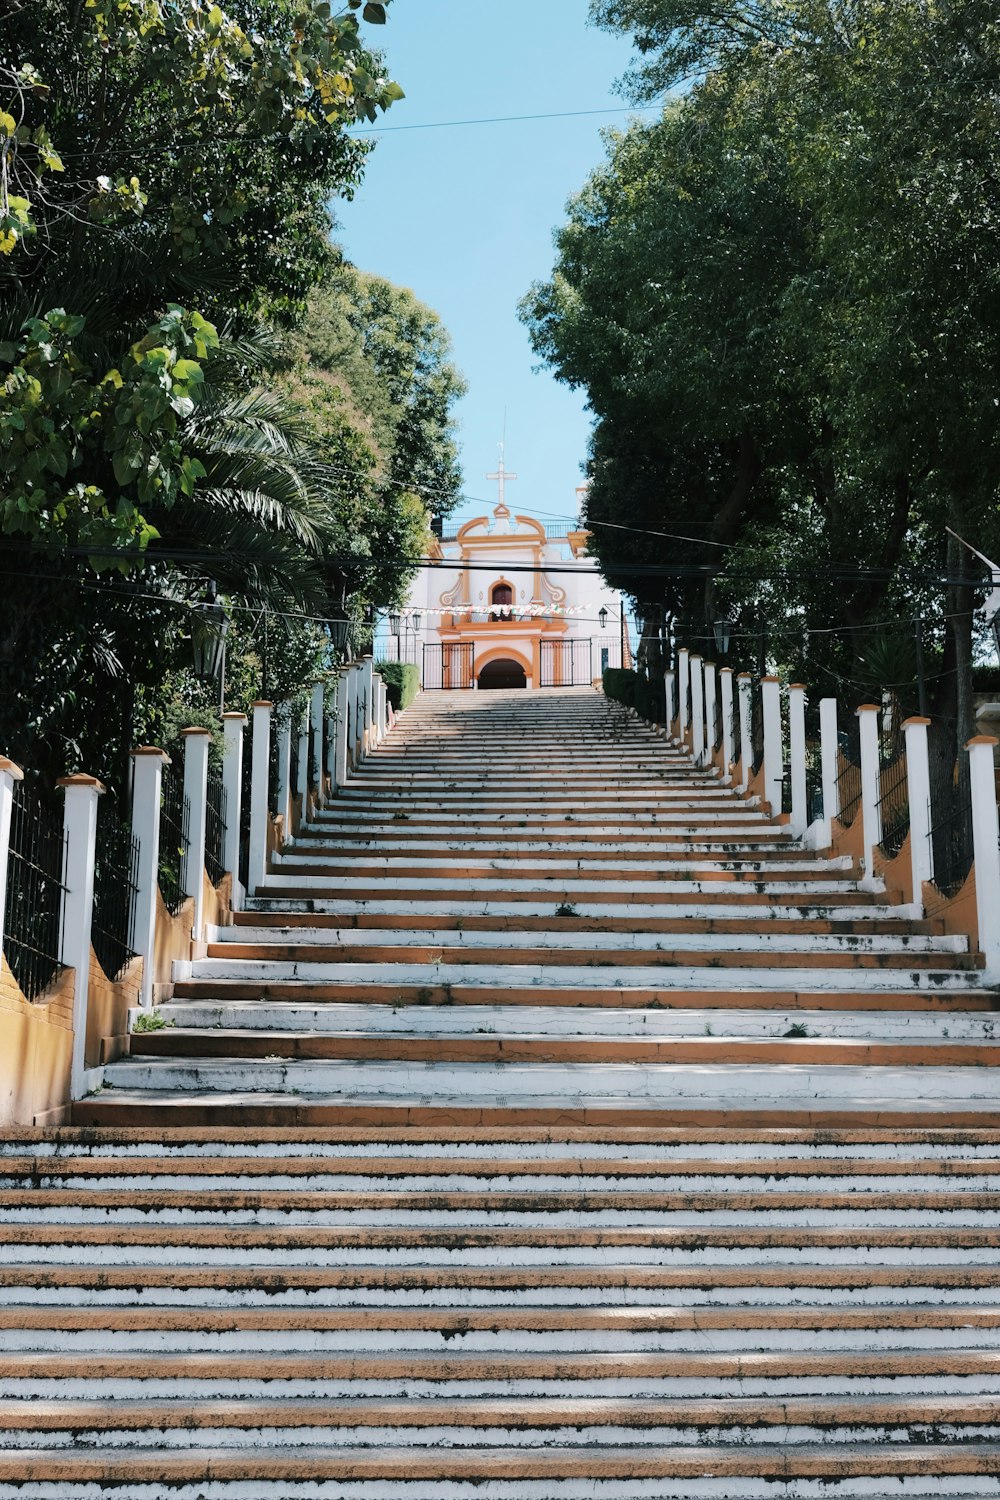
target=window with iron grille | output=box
[3,782,66,1001]
[158,765,190,916]
[92,798,139,982]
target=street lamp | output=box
[329,611,351,658]
[191,582,229,709]
[598,606,608,632]
[713,617,732,656]
[388,612,401,635]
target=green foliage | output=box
[376,661,420,712]
[603,667,665,724]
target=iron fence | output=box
[836,753,863,828]
[877,747,910,860]
[204,772,227,888]
[159,765,190,916]
[423,642,475,690]
[712,690,723,752]
[731,688,743,766]
[805,757,824,826]
[541,639,593,687]
[3,782,66,1001]
[238,736,253,890]
[930,758,974,897]
[750,686,765,774]
[92,799,139,981]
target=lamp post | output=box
[599,606,608,633]
[713,616,732,659]
[191,582,230,711]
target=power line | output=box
[347,106,662,137]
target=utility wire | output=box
[346,106,662,137]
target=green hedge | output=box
[603,667,666,724]
[377,661,420,712]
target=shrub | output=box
[603,667,665,724]
[377,661,421,712]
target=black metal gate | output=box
[423,642,475,690]
[540,638,593,688]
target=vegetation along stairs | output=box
[4,686,1000,1496]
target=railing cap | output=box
[856,703,881,714]
[250,700,274,710]
[131,746,170,761]
[180,726,212,737]
[902,715,932,728]
[789,683,807,692]
[0,758,24,782]
[761,675,781,684]
[966,734,999,749]
[718,666,733,676]
[56,774,105,792]
[737,672,753,681]
[221,712,249,724]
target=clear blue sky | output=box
[337,0,641,527]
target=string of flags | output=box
[392,604,591,619]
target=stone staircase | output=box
[2,686,999,1496]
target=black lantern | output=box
[598,606,609,631]
[412,613,422,632]
[191,583,229,683]
[713,617,732,656]
[388,612,401,635]
[329,612,351,655]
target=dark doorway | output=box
[478,658,526,690]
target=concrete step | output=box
[205,928,969,955]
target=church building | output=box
[378,461,629,690]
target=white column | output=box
[351,663,366,765]
[247,701,272,898]
[362,655,375,756]
[0,758,24,933]
[326,710,337,788]
[334,669,350,790]
[720,669,734,785]
[678,649,690,746]
[690,656,705,766]
[274,708,292,835]
[311,680,325,806]
[296,705,310,803]
[761,676,783,815]
[664,670,676,742]
[57,776,103,1096]
[967,735,1000,978]
[221,713,246,909]
[130,748,168,1009]
[737,674,752,794]
[704,661,718,766]
[788,684,808,840]
[903,716,933,908]
[857,704,882,888]
[817,697,839,848]
[181,728,210,941]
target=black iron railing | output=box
[750,686,765,773]
[92,799,139,981]
[878,747,910,860]
[806,757,824,826]
[204,772,227,887]
[836,752,863,828]
[3,782,66,1001]
[731,687,743,766]
[930,759,974,897]
[712,689,723,752]
[158,765,190,916]
[238,736,253,890]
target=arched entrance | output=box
[478,657,527,691]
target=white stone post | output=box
[664,669,676,742]
[326,709,337,789]
[720,669,734,785]
[903,716,933,908]
[57,775,103,1096]
[704,661,718,766]
[334,669,350,790]
[788,684,808,840]
[311,680,325,807]
[351,662,366,766]
[857,704,882,888]
[130,748,168,1010]
[761,676,783,816]
[737,674,753,794]
[181,728,210,942]
[678,648,690,747]
[967,735,1000,978]
[0,758,24,934]
[247,701,272,898]
[690,656,706,767]
[221,713,246,910]
[295,703,310,807]
[817,698,839,848]
[274,708,292,836]
[362,655,375,756]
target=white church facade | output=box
[377,463,629,690]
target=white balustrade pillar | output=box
[0,758,24,934]
[351,663,366,765]
[311,681,325,807]
[788,684,808,840]
[57,775,103,1096]
[903,716,933,909]
[247,701,273,898]
[664,670,676,742]
[181,728,211,941]
[678,649,690,746]
[817,698,839,848]
[690,656,706,766]
[334,670,350,790]
[274,708,292,837]
[704,661,718,767]
[130,748,168,1009]
[857,704,882,889]
[362,656,375,756]
[720,669,734,785]
[761,677,783,816]
[326,709,337,789]
[221,713,247,909]
[737,674,753,794]
[967,735,1000,978]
